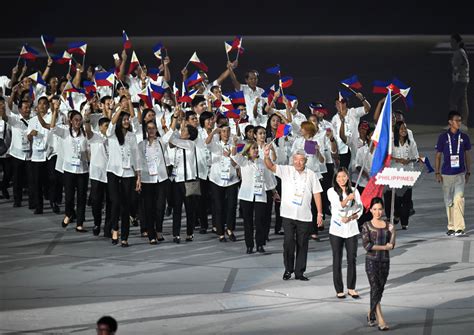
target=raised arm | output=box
[227,63,241,91]
[263,143,277,173]
[373,96,385,123]
[162,56,171,82]
[42,58,53,81]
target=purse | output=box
[183,146,201,197]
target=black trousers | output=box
[31,161,48,210]
[0,156,12,192]
[309,192,321,235]
[274,177,282,233]
[384,188,412,226]
[329,234,358,293]
[172,181,197,237]
[240,199,266,248]
[90,179,111,233]
[322,163,335,216]
[47,156,63,204]
[11,157,34,207]
[197,178,212,229]
[142,179,169,240]
[63,171,89,226]
[282,218,311,277]
[265,190,274,242]
[106,173,135,241]
[211,182,238,236]
[339,151,351,170]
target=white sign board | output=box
[375,167,421,188]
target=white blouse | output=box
[327,187,362,238]
[52,127,89,174]
[163,130,199,183]
[208,139,240,187]
[88,132,109,183]
[391,139,419,170]
[6,114,31,161]
[230,154,274,203]
[106,123,140,178]
[138,138,170,183]
[27,114,51,162]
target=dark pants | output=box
[329,234,358,293]
[366,258,390,321]
[384,188,412,226]
[31,161,48,210]
[0,156,12,192]
[309,191,321,235]
[321,164,334,216]
[240,199,266,248]
[274,177,282,233]
[197,179,212,229]
[11,157,34,207]
[63,171,88,226]
[211,182,238,236]
[172,181,197,237]
[339,151,351,170]
[47,156,63,204]
[90,179,111,233]
[106,173,135,241]
[265,190,274,241]
[142,180,169,240]
[282,218,311,277]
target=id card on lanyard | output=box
[253,163,264,196]
[292,171,307,206]
[21,135,31,152]
[121,144,131,169]
[70,137,82,167]
[448,133,461,169]
[220,157,232,180]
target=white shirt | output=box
[391,139,419,170]
[195,127,211,179]
[275,165,323,222]
[319,119,336,164]
[88,132,109,183]
[208,139,240,187]
[314,128,332,174]
[327,187,362,238]
[0,76,11,96]
[106,123,140,178]
[138,138,170,183]
[350,136,369,182]
[6,114,31,161]
[27,114,50,162]
[163,130,199,182]
[52,127,89,174]
[257,145,277,190]
[331,113,354,155]
[231,154,274,203]
[240,84,265,124]
[290,110,307,133]
[354,144,373,187]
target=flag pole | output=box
[225,43,230,63]
[16,55,21,67]
[82,53,86,68]
[235,36,243,62]
[354,139,375,190]
[389,187,396,226]
[67,60,72,76]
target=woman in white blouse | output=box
[328,167,363,299]
[106,110,141,247]
[138,120,170,244]
[384,121,419,229]
[49,110,89,232]
[205,125,239,242]
[231,141,274,254]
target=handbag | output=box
[183,146,201,197]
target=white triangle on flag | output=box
[399,87,411,98]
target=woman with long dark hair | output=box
[327,167,362,299]
[105,110,141,247]
[362,197,395,331]
[49,109,89,232]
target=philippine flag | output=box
[94,72,115,87]
[152,42,163,59]
[279,76,293,89]
[28,72,47,86]
[52,51,72,64]
[178,89,199,104]
[41,35,55,49]
[227,91,245,104]
[266,65,281,75]
[138,87,153,109]
[188,52,208,72]
[122,30,132,50]
[184,71,203,88]
[224,109,241,119]
[149,83,166,101]
[275,124,292,138]
[67,42,87,55]
[341,75,362,90]
[360,90,392,209]
[20,45,39,61]
[128,51,140,74]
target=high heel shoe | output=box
[219,236,227,242]
[246,247,254,254]
[61,217,70,228]
[111,230,119,245]
[173,236,181,244]
[157,233,165,242]
[121,240,129,248]
[378,324,389,331]
[367,315,376,327]
[149,239,158,245]
[226,229,236,242]
[75,226,88,233]
[185,235,194,242]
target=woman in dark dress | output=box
[361,197,396,331]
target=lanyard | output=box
[447,133,461,155]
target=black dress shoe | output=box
[61,218,69,228]
[75,226,88,233]
[121,240,129,248]
[173,236,181,244]
[226,230,237,242]
[157,234,165,241]
[219,236,227,242]
[149,239,158,245]
[274,231,284,235]
[34,208,43,214]
[283,271,292,280]
[257,246,266,253]
[246,247,254,254]
[92,226,100,236]
[295,275,309,281]
[199,228,207,234]
[111,238,118,245]
[50,202,60,214]
[185,235,194,242]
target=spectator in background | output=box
[449,33,470,130]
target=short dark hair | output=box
[100,96,112,104]
[191,96,205,108]
[37,96,49,104]
[448,110,462,121]
[185,111,197,121]
[98,117,111,127]
[199,111,214,128]
[187,124,198,141]
[244,70,259,80]
[97,316,118,332]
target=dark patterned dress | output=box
[361,221,395,321]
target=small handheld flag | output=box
[67,42,87,56]
[266,65,281,75]
[52,51,72,64]
[28,72,47,86]
[152,42,163,59]
[188,52,208,72]
[20,45,39,61]
[122,30,132,50]
[275,124,292,139]
[341,75,362,90]
[94,72,115,87]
